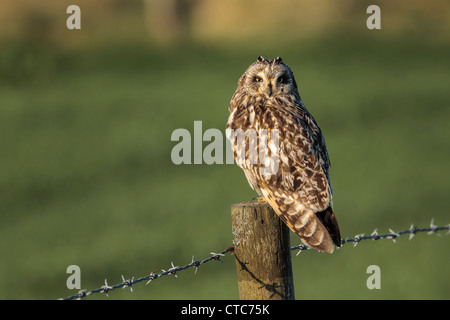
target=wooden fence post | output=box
[231,201,295,300]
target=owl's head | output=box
[238,56,299,99]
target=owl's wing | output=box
[256,106,341,253]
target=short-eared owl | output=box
[226,56,341,253]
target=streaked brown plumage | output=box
[226,56,341,253]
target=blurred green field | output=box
[0,36,449,300]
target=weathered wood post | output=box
[231,201,295,300]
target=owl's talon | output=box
[253,197,267,203]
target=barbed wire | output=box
[61,249,231,300]
[292,218,449,255]
[61,219,449,300]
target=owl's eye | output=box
[278,75,287,83]
[253,76,263,82]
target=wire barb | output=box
[370,229,380,240]
[210,252,226,262]
[100,279,113,297]
[121,275,134,293]
[408,224,416,240]
[76,289,88,300]
[428,218,440,236]
[191,256,201,274]
[388,228,400,243]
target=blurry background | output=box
[0,0,449,299]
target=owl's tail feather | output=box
[315,206,341,248]
[286,209,336,253]
[265,197,339,253]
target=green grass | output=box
[0,36,449,299]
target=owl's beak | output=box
[266,83,273,98]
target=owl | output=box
[226,56,341,253]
